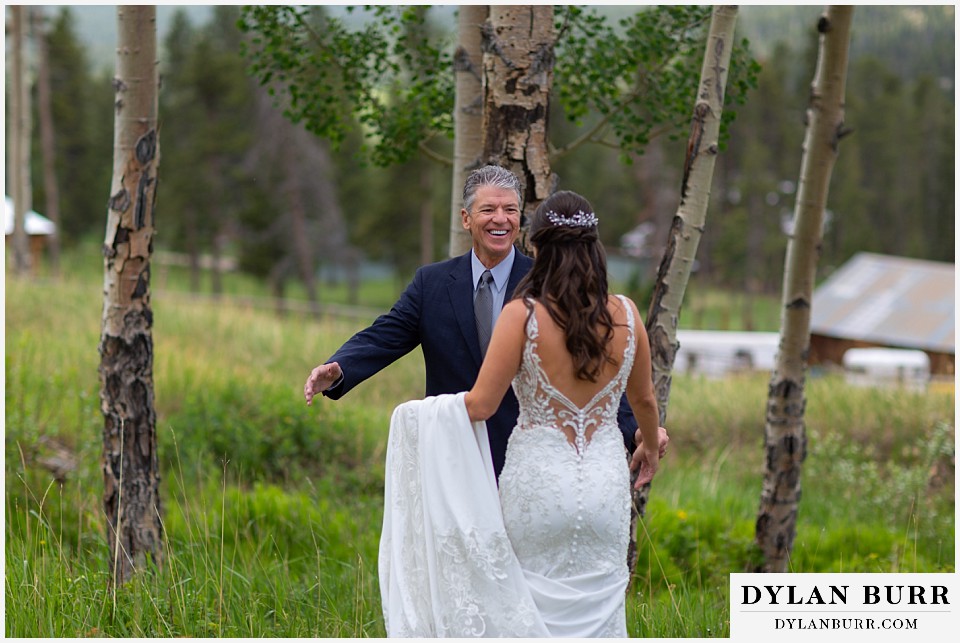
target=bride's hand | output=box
[631,443,660,489]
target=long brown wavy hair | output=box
[513,191,617,382]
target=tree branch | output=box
[417,140,452,166]
[550,113,615,159]
[552,50,690,160]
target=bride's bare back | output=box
[525,295,633,409]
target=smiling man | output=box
[462,176,522,269]
[303,165,640,479]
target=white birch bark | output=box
[9,5,33,274]
[34,7,62,274]
[449,5,488,257]
[755,6,854,573]
[100,5,163,586]
[633,5,739,572]
[480,5,556,237]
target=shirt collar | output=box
[471,246,515,293]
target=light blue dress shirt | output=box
[471,246,516,334]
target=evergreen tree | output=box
[34,8,111,244]
[711,42,795,293]
[910,74,955,262]
[158,6,257,292]
[847,56,914,257]
[157,10,207,288]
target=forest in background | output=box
[16,5,956,305]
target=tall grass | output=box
[6,472,386,637]
[5,266,954,637]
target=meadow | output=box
[4,253,955,637]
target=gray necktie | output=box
[475,270,494,357]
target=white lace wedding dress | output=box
[379,296,636,637]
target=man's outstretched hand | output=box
[304,362,342,405]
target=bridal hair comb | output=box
[545,209,598,228]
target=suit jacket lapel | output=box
[505,251,532,301]
[448,253,484,367]
[450,249,533,369]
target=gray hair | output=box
[462,165,523,212]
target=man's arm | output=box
[304,269,424,402]
[617,393,639,452]
[304,362,343,405]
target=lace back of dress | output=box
[512,296,636,453]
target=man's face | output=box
[461,185,521,267]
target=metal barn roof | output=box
[810,252,955,354]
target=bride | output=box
[379,190,663,637]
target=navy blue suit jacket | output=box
[323,250,638,478]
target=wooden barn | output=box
[809,252,955,377]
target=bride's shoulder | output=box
[500,298,534,325]
[608,293,635,310]
[505,297,539,315]
[503,297,532,312]
[609,294,641,322]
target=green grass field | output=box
[4,254,954,637]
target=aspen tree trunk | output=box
[420,167,434,266]
[99,5,163,586]
[34,6,62,274]
[9,5,33,275]
[755,6,853,573]
[450,5,488,257]
[633,6,739,574]
[480,5,556,240]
